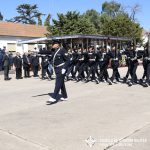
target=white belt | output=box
[99,59,104,61]
[89,59,95,61]
[113,58,118,60]
[55,63,64,67]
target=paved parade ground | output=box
[0,66,150,150]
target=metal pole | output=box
[86,38,88,50]
[71,38,73,49]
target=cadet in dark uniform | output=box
[141,46,150,87]
[108,46,122,83]
[75,48,88,82]
[96,47,111,84]
[48,41,69,103]
[127,46,141,86]
[85,46,99,83]
[14,52,23,79]
[122,47,131,83]
[2,51,11,80]
[65,49,74,80]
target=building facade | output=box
[0,21,47,54]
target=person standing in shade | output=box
[23,52,30,78]
[14,52,23,79]
[31,52,39,77]
[2,51,11,80]
[48,40,69,103]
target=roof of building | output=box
[18,34,132,44]
[0,21,47,38]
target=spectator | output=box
[2,51,11,80]
[14,52,23,79]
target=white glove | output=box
[61,69,66,74]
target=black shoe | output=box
[128,82,133,87]
[95,78,99,84]
[84,78,89,83]
[123,77,127,83]
[107,79,112,85]
[142,82,149,87]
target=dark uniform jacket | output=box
[14,56,22,68]
[31,56,39,66]
[87,51,97,66]
[108,50,122,68]
[126,50,141,64]
[23,55,30,68]
[2,54,10,67]
[53,47,69,74]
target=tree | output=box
[82,9,101,33]
[38,15,42,25]
[0,12,3,20]
[7,4,44,24]
[44,14,51,26]
[102,0,121,17]
[51,11,96,36]
[101,13,142,42]
[44,14,52,36]
[130,4,141,21]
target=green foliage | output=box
[51,11,96,36]
[7,4,44,24]
[82,9,101,33]
[44,14,52,37]
[44,14,51,26]
[100,11,142,42]
[38,15,42,25]
[0,12,3,20]
[102,0,121,17]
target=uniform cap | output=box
[52,40,61,45]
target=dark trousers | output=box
[32,66,38,77]
[41,66,47,78]
[41,66,51,78]
[73,62,81,77]
[16,68,22,79]
[130,63,138,83]
[111,61,120,81]
[0,63,3,71]
[86,63,96,80]
[77,63,88,80]
[53,69,67,99]
[99,63,109,81]
[24,67,30,77]
[146,62,150,83]
[4,66,9,79]
[66,64,75,78]
[125,64,130,79]
[111,67,120,81]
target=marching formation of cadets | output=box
[1,44,150,87]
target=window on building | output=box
[28,44,34,51]
[7,43,16,52]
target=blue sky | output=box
[0,0,149,30]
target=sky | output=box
[0,0,149,30]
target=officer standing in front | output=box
[48,40,69,103]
